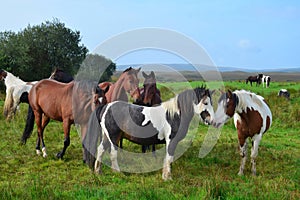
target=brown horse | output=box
[98,67,141,102]
[21,79,108,159]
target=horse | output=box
[129,71,162,154]
[261,75,271,88]
[278,89,290,100]
[98,67,141,102]
[212,90,272,176]
[93,86,214,180]
[0,68,73,120]
[49,68,74,83]
[0,69,37,120]
[245,75,261,87]
[82,67,142,165]
[21,79,108,159]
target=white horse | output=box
[261,75,271,88]
[0,69,37,120]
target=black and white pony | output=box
[93,86,214,180]
[278,89,290,100]
[261,75,271,88]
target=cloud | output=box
[237,39,261,53]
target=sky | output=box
[0,0,299,69]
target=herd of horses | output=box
[245,74,271,88]
[0,68,275,180]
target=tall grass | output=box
[0,81,299,199]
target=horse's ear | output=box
[136,67,141,73]
[227,90,233,98]
[142,71,148,78]
[104,84,110,94]
[150,71,155,77]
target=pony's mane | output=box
[234,90,264,112]
[161,95,179,118]
[122,67,133,73]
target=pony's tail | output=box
[21,105,35,144]
[82,108,102,169]
[3,87,14,118]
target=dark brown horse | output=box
[21,79,108,159]
[122,71,162,153]
[49,68,74,83]
[245,74,262,86]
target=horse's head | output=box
[142,71,158,105]
[93,85,109,106]
[121,67,141,101]
[212,90,239,128]
[192,86,215,125]
[49,68,74,83]
[0,69,7,81]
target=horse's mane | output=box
[234,90,264,112]
[161,95,179,118]
[122,67,133,73]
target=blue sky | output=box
[0,0,299,69]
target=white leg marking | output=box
[110,145,120,172]
[95,142,105,174]
[238,142,247,176]
[251,134,262,176]
[36,149,41,156]
[42,147,47,158]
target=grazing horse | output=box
[94,86,214,180]
[261,75,271,88]
[212,90,272,176]
[49,68,74,83]
[21,79,108,159]
[278,89,290,100]
[245,75,261,86]
[0,69,37,119]
[130,71,162,153]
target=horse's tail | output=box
[3,87,14,118]
[21,105,35,144]
[82,108,102,169]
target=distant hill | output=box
[117,64,300,73]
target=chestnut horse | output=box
[212,90,272,176]
[21,79,108,159]
[98,67,141,102]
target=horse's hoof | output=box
[238,171,244,176]
[56,152,64,159]
[36,149,42,156]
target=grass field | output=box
[0,81,299,199]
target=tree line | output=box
[0,19,115,88]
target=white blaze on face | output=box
[194,96,214,123]
[98,97,103,104]
[214,99,230,127]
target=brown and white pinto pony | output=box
[212,90,272,176]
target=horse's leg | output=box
[95,133,109,174]
[251,134,262,176]
[110,142,120,172]
[80,124,88,163]
[34,111,43,156]
[39,115,50,157]
[56,119,71,159]
[238,140,248,176]
[162,126,173,180]
[152,144,156,157]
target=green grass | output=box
[0,81,299,199]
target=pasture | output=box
[0,80,299,199]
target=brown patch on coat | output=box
[235,107,263,146]
[264,116,271,134]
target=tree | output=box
[75,54,116,82]
[0,19,88,81]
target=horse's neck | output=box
[110,79,128,102]
[5,72,25,87]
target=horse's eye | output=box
[204,102,208,106]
